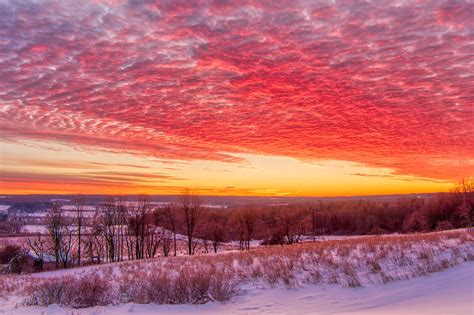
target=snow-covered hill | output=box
[1,230,472,314]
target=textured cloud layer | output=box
[1,0,473,182]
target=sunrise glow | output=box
[0,0,473,196]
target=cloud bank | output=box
[0,0,472,182]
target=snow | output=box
[61,205,96,211]
[0,205,9,213]
[2,262,472,315]
[20,225,48,233]
[20,224,93,234]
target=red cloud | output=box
[0,0,472,182]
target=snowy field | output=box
[0,205,9,214]
[0,230,472,314]
[2,262,472,315]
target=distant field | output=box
[0,192,437,206]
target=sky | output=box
[0,0,473,196]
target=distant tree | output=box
[232,209,246,250]
[127,196,152,259]
[403,209,428,232]
[0,221,21,234]
[179,188,202,255]
[455,201,471,228]
[243,206,257,250]
[210,221,226,253]
[161,205,179,256]
[144,213,161,258]
[25,234,47,272]
[88,217,105,264]
[310,204,317,241]
[46,203,66,269]
[99,201,117,262]
[115,197,127,262]
[73,195,85,266]
[451,179,473,229]
[59,225,74,269]
[161,230,172,257]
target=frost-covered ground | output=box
[0,230,472,314]
[0,205,9,214]
[2,262,472,315]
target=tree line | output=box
[1,181,472,273]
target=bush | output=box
[33,258,44,273]
[173,267,211,304]
[117,266,237,305]
[370,227,387,235]
[436,221,454,231]
[63,275,111,308]
[119,271,173,304]
[209,270,237,302]
[0,245,29,274]
[26,275,111,308]
[26,277,66,306]
[0,221,22,234]
[9,254,29,274]
[0,245,22,264]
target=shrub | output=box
[209,270,238,302]
[26,275,111,308]
[117,265,237,305]
[368,259,382,273]
[0,245,22,264]
[26,277,66,306]
[436,221,454,231]
[0,245,29,274]
[63,275,111,308]
[147,272,175,304]
[173,266,212,304]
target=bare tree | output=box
[59,226,74,269]
[179,188,202,255]
[279,207,303,245]
[144,220,161,258]
[45,203,73,269]
[88,217,104,264]
[115,197,128,262]
[73,195,85,266]
[25,234,46,272]
[233,210,246,250]
[127,196,152,260]
[451,179,474,229]
[101,201,118,263]
[210,222,225,253]
[243,206,257,250]
[233,206,257,250]
[163,205,179,256]
[162,230,172,257]
[46,203,64,269]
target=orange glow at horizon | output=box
[0,141,457,197]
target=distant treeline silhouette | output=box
[0,181,472,273]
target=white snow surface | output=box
[2,262,472,315]
[20,225,48,234]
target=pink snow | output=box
[4,262,473,315]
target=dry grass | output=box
[1,229,472,308]
[24,275,111,308]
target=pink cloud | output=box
[0,0,472,182]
